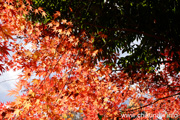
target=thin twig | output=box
[120,92,180,113]
[0,79,18,84]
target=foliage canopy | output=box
[29,0,180,74]
[0,0,179,119]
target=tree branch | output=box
[84,23,172,45]
[120,92,180,114]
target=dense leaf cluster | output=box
[28,0,180,74]
[0,0,179,119]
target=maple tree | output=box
[0,0,179,120]
[28,0,180,75]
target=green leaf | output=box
[98,114,103,120]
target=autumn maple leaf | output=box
[0,64,5,73]
[41,11,46,18]
[0,46,10,55]
[53,11,61,19]
[0,1,179,119]
[8,82,22,96]
[0,25,14,40]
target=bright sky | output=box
[0,69,21,103]
[0,37,29,103]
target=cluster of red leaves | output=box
[0,0,179,119]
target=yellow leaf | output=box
[69,113,74,118]
[32,79,40,85]
[62,19,67,24]
[20,25,25,30]
[24,102,31,109]
[41,11,46,17]
[111,97,115,102]
[76,60,81,65]
[104,97,108,102]
[79,109,83,113]
[35,99,40,105]
[28,89,35,97]
[92,68,96,71]
[33,51,40,60]
[25,50,32,56]
[14,109,21,117]
[68,106,72,111]
[62,113,67,118]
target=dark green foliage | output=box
[28,0,180,74]
[98,113,103,120]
